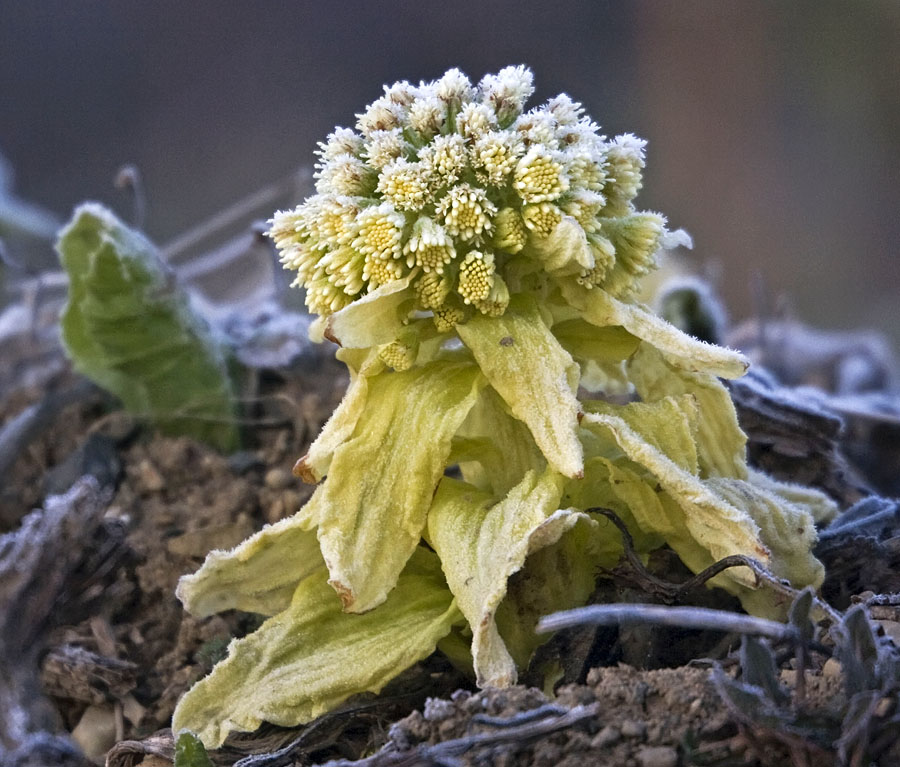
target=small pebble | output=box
[591,725,621,747]
[264,467,293,490]
[137,458,165,492]
[823,657,843,678]
[780,669,797,686]
[637,745,678,767]
[877,620,900,645]
[71,704,117,761]
[621,719,646,738]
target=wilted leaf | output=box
[427,469,596,686]
[628,343,747,478]
[457,294,583,478]
[172,548,460,748]
[559,280,748,379]
[177,489,325,618]
[315,360,483,612]
[57,203,238,451]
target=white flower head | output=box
[407,94,446,140]
[456,102,498,140]
[470,130,523,186]
[382,80,419,107]
[436,184,497,241]
[566,147,608,192]
[546,94,584,126]
[404,216,456,272]
[315,155,374,196]
[376,158,431,211]
[435,67,475,106]
[457,250,495,304]
[271,65,674,322]
[479,65,534,126]
[308,195,361,251]
[514,109,560,149]
[521,202,562,237]
[353,202,406,260]
[364,129,409,170]
[356,96,405,136]
[419,134,468,185]
[603,133,647,215]
[316,127,364,163]
[513,146,569,203]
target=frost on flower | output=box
[174,66,833,749]
[266,66,696,325]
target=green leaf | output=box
[177,489,324,618]
[292,347,382,483]
[457,294,584,478]
[315,360,483,612]
[427,468,596,686]
[558,279,748,379]
[581,408,769,591]
[450,385,546,497]
[172,547,460,748]
[324,273,416,348]
[583,396,700,475]
[705,476,824,616]
[57,203,238,451]
[173,730,214,767]
[628,343,747,478]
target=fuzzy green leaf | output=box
[427,468,597,686]
[559,280,748,379]
[172,548,460,748]
[457,294,583,478]
[450,385,546,497]
[628,343,747,478]
[315,360,483,613]
[177,489,324,618]
[173,731,213,767]
[57,203,238,451]
[324,273,416,348]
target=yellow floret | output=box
[457,250,495,305]
[432,303,466,332]
[513,147,569,203]
[521,202,562,237]
[377,159,431,211]
[436,184,496,241]
[415,269,452,309]
[475,274,510,317]
[491,207,528,254]
[404,217,455,272]
[354,203,406,260]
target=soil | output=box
[3,293,900,767]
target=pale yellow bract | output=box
[174,66,835,748]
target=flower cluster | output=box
[270,66,669,323]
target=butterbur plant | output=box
[173,66,838,746]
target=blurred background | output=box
[2,1,898,344]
